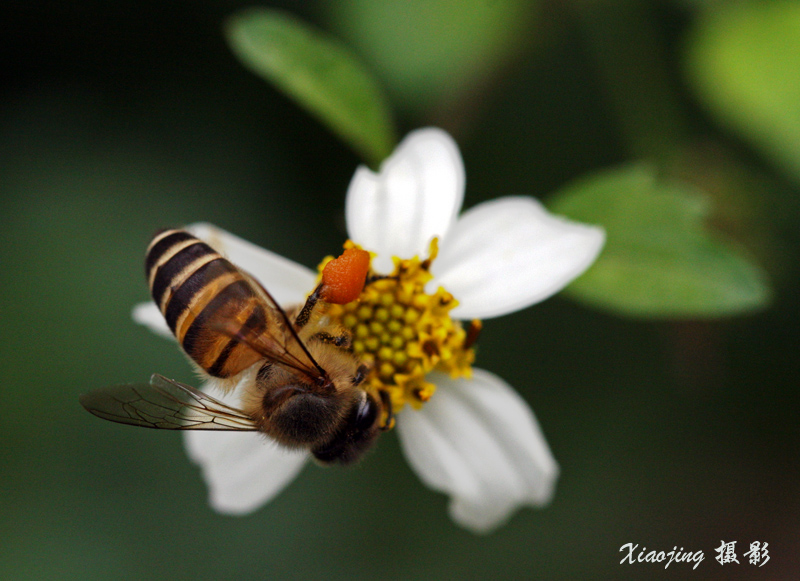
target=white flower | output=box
[133,128,604,533]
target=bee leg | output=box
[313,331,352,349]
[294,283,323,330]
[364,273,398,287]
[351,363,369,386]
[378,390,394,431]
[296,274,399,331]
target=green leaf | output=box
[225,8,396,167]
[325,0,538,111]
[549,166,771,318]
[686,2,800,183]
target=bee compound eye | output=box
[353,391,379,431]
[311,392,381,465]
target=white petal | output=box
[346,128,465,273]
[184,379,308,515]
[132,302,172,338]
[429,197,604,319]
[187,222,316,306]
[396,368,558,533]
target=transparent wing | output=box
[80,374,259,430]
[228,270,330,383]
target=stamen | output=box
[319,239,478,420]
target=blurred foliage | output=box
[550,165,771,317]
[323,0,540,113]
[686,1,800,184]
[225,2,777,319]
[2,0,800,580]
[226,8,396,166]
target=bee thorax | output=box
[254,383,352,447]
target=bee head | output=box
[311,390,382,465]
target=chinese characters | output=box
[715,541,769,567]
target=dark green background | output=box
[2,1,798,579]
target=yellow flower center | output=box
[319,240,479,420]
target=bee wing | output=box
[223,270,330,383]
[80,374,258,430]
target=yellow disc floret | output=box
[319,239,477,416]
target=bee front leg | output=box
[294,283,323,330]
[297,271,399,332]
[364,273,398,287]
[313,331,352,349]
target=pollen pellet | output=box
[320,247,370,305]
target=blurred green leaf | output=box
[325,0,538,111]
[549,165,771,318]
[686,2,800,183]
[226,8,396,166]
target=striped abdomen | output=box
[145,229,269,378]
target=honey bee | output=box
[80,229,390,464]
